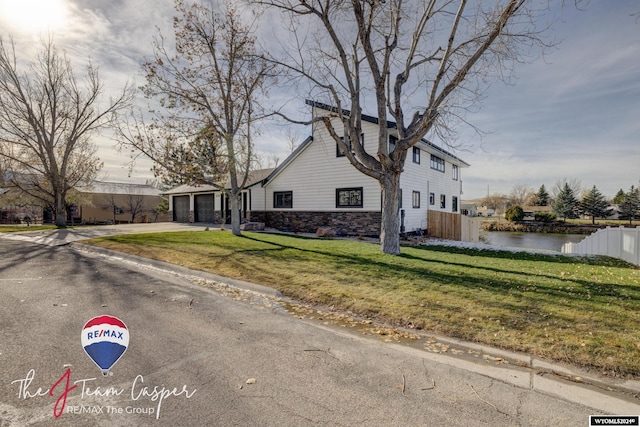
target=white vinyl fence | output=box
[561,226,640,266]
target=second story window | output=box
[452,164,459,180]
[431,154,445,172]
[412,147,420,164]
[389,135,397,153]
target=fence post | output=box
[636,227,640,266]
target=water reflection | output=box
[483,231,587,252]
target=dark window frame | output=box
[337,133,364,157]
[389,135,397,153]
[431,154,445,173]
[412,191,421,208]
[412,147,421,164]
[336,187,363,208]
[440,194,446,209]
[452,164,459,180]
[429,192,435,206]
[273,191,293,209]
[452,196,458,212]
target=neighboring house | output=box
[164,101,469,237]
[67,181,169,224]
[522,205,553,221]
[606,205,621,220]
[461,202,478,217]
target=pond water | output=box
[483,231,587,252]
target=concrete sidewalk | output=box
[0,222,217,246]
[3,223,640,414]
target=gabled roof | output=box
[307,99,470,167]
[261,136,314,185]
[163,168,275,195]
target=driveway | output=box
[0,222,216,246]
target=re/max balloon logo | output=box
[81,315,129,376]
[10,315,197,420]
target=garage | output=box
[194,194,215,223]
[172,195,190,222]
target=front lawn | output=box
[86,231,640,378]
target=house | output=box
[65,181,169,224]
[164,101,469,237]
[162,169,274,223]
[522,205,553,221]
[461,202,479,217]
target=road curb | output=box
[71,242,640,414]
[70,242,283,298]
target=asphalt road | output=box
[0,231,616,426]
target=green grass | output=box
[86,231,640,378]
[0,225,57,232]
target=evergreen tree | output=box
[531,185,549,206]
[619,186,640,225]
[580,186,610,224]
[552,183,579,221]
[613,189,626,205]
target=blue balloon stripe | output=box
[83,342,127,371]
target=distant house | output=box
[1,180,168,225]
[461,202,478,217]
[522,205,553,221]
[164,101,470,237]
[70,181,169,224]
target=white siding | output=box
[264,114,382,211]
[261,104,467,234]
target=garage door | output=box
[194,194,214,223]
[173,195,190,222]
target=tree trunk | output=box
[54,192,66,227]
[229,191,241,236]
[379,173,401,255]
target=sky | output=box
[0,0,638,201]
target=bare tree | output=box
[124,190,146,223]
[116,0,272,235]
[102,194,122,224]
[0,36,133,226]
[480,193,508,215]
[508,184,534,206]
[262,0,553,254]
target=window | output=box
[452,164,459,180]
[336,187,363,208]
[273,191,293,208]
[412,147,420,164]
[452,196,458,212]
[429,192,435,206]
[412,191,421,208]
[389,135,397,152]
[398,189,402,209]
[440,194,446,209]
[336,137,348,157]
[431,154,445,172]
[337,133,363,157]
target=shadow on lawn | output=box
[241,233,640,304]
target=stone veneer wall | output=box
[249,211,381,236]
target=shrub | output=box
[534,211,557,223]
[505,205,525,222]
